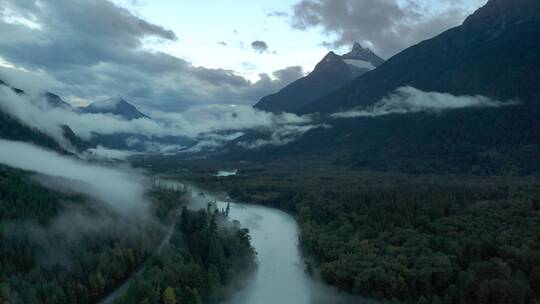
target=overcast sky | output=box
[0,0,487,111]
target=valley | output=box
[1,0,540,303]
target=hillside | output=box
[254,44,384,114]
[301,0,540,114]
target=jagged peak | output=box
[351,42,371,54]
[322,51,341,60]
[342,42,385,67]
[313,51,347,72]
[347,42,373,55]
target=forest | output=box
[116,207,256,304]
[190,164,540,304]
[0,165,256,304]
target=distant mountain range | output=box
[1,0,540,174]
[0,80,81,152]
[224,0,540,175]
[254,43,384,114]
[0,80,152,152]
[299,0,540,114]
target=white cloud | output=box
[0,139,149,216]
[0,86,322,152]
[0,0,306,111]
[86,145,138,160]
[237,124,329,149]
[332,86,519,118]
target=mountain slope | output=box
[81,97,148,120]
[0,80,86,152]
[254,44,384,114]
[0,111,66,152]
[44,92,72,108]
[223,102,540,175]
[301,0,540,114]
[219,0,540,175]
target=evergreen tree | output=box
[162,287,177,304]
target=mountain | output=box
[81,97,148,120]
[44,92,72,109]
[0,79,88,152]
[300,0,540,114]
[342,42,385,67]
[0,79,73,109]
[220,0,540,175]
[225,101,540,175]
[254,44,384,114]
[0,110,67,153]
[0,79,24,95]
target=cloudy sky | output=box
[0,0,486,111]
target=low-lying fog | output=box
[0,139,149,217]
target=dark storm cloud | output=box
[272,66,303,84]
[191,67,250,87]
[251,40,269,53]
[290,0,481,58]
[0,0,177,68]
[0,0,298,110]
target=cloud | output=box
[0,86,320,152]
[138,104,311,147]
[332,86,519,118]
[272,66,304,84]
[0,86,167,145]
[251,40,269,53]
[289,0,486,58]
[0,139,149,216]
[0,0,301,111]
[268,11,289,18]
[237,124,329,149]
[87,145,137,160]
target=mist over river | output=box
[214,201,377,304]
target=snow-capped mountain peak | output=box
[82,97,148,120]
[342,42,385,67]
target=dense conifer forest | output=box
[116,207,256,304]
[191,165,540,304]
[0,165,255,304]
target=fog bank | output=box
[0,139,149,216]
[332,86,520,118]
[0,86,323,152]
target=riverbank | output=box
[196,167,540,304]
[214,201,375,304]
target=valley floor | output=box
[155,160,540,304]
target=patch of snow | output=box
[344,59,375,70]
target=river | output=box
[214,201,377,304]
[101,179,376,304]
